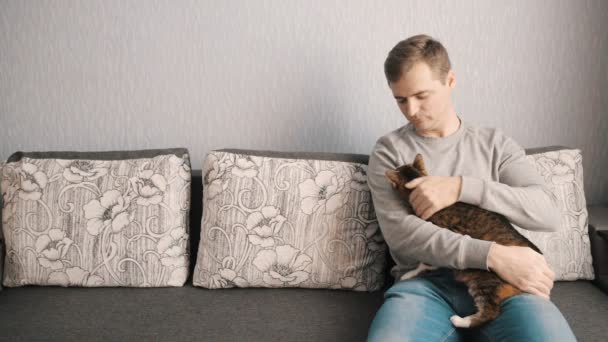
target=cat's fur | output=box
[385,153,543,328]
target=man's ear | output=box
[385,170,399,189]
[447,69,456,89]
[413,154,429,176]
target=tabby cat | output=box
[385,153,543,328]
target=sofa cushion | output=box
[0,283,384,341]
[550,281,608,341]
[0,281,604,341]
[1,149,191,287]
[514,148,594,280]
[193,149,387,291]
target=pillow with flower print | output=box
[0,160,5,291]
[514,147,594,280]
[1,149,191,287]
[193,149,386,291]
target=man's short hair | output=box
[384,34,452,85]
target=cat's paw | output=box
[400,269,419,280]
[400,263,438,281]
[450,315,472,328]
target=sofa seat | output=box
[0,283,383,342]
[0,281,606,341]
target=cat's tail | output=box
[450,300,501,328]
[451,272,521,328]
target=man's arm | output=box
[458,133,562,232]
[368,137,493,271]
[459,131,557,299]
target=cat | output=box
[385,153,543,328]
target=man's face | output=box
[388,62,455,134]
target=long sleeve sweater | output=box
[367,117,562,280]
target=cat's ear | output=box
[385,170,399,189]
[413,153,429,176]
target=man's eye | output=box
[397,99,406,104]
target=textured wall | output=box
[0,1,606,205]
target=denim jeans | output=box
[367,268,576,342]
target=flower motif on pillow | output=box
[350,165,370,192]
[48,266,104,286]
[1,178,18,224]
[157,227,189,267]
[298,170,350,215]
[210,268,249,289]
[364,221,384,252]
[252,244,313,286]
[203,153,229,200]
[534,152,578,185]
[56,160,110,183]
[35,228,73,270]
[330,276,367,291]
[18,163,48,201]
[130,170,167,206]
[246,206,287,247]
[83,190,132,236]
[231,156,263,178]
[169,155,191,181]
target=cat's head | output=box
[385,153,429,200]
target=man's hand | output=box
[487,243,555,300]
[405,176,462,220]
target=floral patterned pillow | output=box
[515,148,594,280]
[0,160,4,291]
[193,150,386,291]
[1,149,191,287]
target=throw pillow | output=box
[514,148,594,280]
[193,149,386,291]
[1,149,191,287]
[0,160,4,291]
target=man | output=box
[366,34,576,341]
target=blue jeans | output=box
[367,268,576,342]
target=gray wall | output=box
[0,1,606,205]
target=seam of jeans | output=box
[439,328,456,342]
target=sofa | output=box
[0,145,607,342]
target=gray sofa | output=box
[0,147,607,342]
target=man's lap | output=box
[366,268,576,342]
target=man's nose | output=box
[406,100,419,117]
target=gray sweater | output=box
[367,118,562,280]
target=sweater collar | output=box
[408,116,466,146]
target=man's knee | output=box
[502,293,566,319]
[480,294,576,341]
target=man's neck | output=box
[415,114,461,138]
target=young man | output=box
[366,35,576,341]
